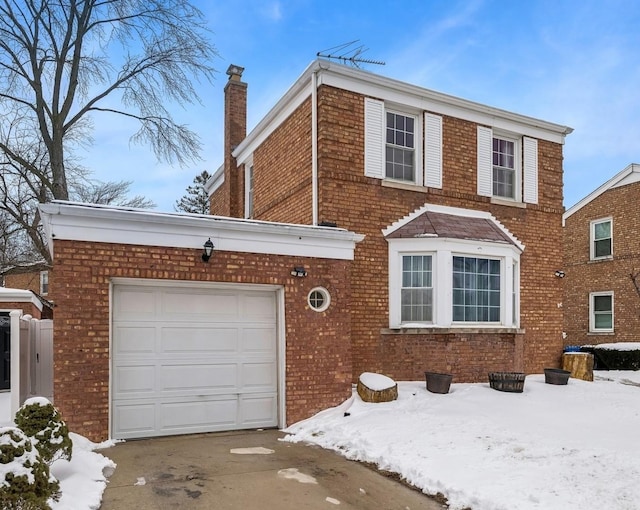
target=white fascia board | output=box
[563,163,640,225]
[204,164,224,196]
[39,201,364,261]
[0,288,43,311]
[318,64,572,145]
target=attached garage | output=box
[112,281,281,439]
[39,201,362,442]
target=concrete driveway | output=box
[98,429,446,509]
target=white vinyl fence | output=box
[10,311,53,419]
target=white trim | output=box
[233,59,573,166]
[564,163,640,224]
[382,203,525,252]
[312,69,319,225]
[590,217,613,261]
[424,113,442,189]
[205,164,225,196]
[244,162,254,219]
[364,97,385,179]
[388,237,520,329]
[0,288,43,311]
[477,126,493,197]
[589,291,614,333]
[39,201,364,261]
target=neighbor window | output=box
[452,256,501,323]
[401,255,433,322]
[40,271,49,295]
[590,218,612,259]
[590,292,613,332]
[492,136,516,199]
[386,111,416,182]
[245,165,254,219]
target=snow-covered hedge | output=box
[14,397,72,466]
[0,426,60,509]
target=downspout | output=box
[311,69,318,226]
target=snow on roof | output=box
[0,287,44,311]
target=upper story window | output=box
[40,270,49,295]
[364,98,442,188]
[492,136,517,199]
[590,218,612,260]
[478,126,538,205]
[386,111,416,182]
[590,291,613,333]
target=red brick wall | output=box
[4,272,42,295]
[564,182,640,346]
[51,239,353,441]
[244,84,565,382]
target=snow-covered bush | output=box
[14,397,72,465]
[0,426,60,509]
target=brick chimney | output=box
[224,64,247,218]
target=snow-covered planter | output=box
[356,372,398,402]
[0,426,60,509]
[15,397,72,465]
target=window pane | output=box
[595,239,612,258]
[401,255,433,323]
[594,295,612,312]
[451,256,501,323]
[594,221,611,240]
[594,314,612,329]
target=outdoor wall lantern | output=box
[554,270,565,278]
[202,238,214,262]
[291,266,308,278]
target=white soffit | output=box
[39,201,364,260]
[0,288,43,311]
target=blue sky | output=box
[86,0,640,211]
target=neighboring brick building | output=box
[210,60,573,382]
[563,163,640,346]
[2,267,50,299]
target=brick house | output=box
[2,267,50,298]
[39,202,362,441]
[210,60,573,382]
[563,163,640,346]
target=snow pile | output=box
[284,373,640,510]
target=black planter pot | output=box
[425,372,453,394]
[488,372,525,393]
[544,368,571,385]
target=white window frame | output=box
[589,291,614,333]
[590,217,613,260]
[388,237,520,329]
[492,133,521,201]
[385,108,423,185]
[400,254,434,323]
[244,163,254,219]
[39,270,49,296]
[308,287,331,312]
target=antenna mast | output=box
[317,40,385,68]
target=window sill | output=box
[587,331,615,336]
[382,327,525,335]
[588,257,613,263]
[381,180,428,193]
[490,197,527,209]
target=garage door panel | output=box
[160,327,238,353]
[114,365,156,395]
[160,398,238,433]
[160,363,238,392]
[113,283,279,439]
[239,395,277,427]
[161,290,239,318]
[242,327,277,353]
[242,362,277,389]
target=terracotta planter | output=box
[544,368,571,385]
[425,372,453,394]
[488,372,525,393]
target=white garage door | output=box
[112,281,279,439]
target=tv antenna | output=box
[317,40,385,68]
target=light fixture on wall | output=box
[202,238,214,262]
[554,270,565,278]
[290,266,307,278]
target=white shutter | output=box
[424,113,443,189]
[477,126,493,197]
[523,137,538,204]
[364,97,385,179]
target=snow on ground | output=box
[284,372,640,510]
[0,392,116,510]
